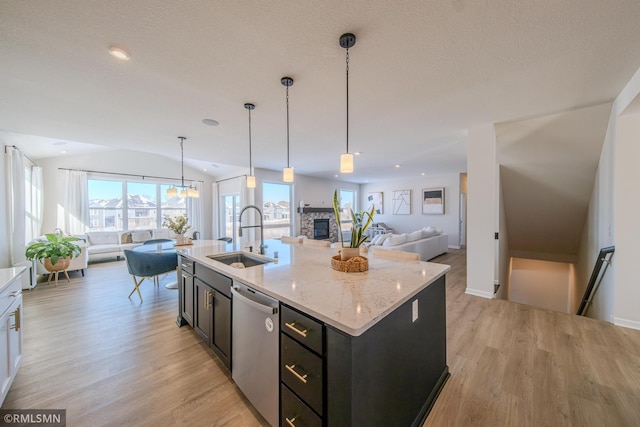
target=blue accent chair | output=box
[124,249,178,302]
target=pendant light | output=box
[281,76,294,183]
[339,33,356,174]
[245,103,256,188]
[166,136,199,198]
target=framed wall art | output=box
[392,190,411,215]
[422,188,444,215]
[367,192,383,215]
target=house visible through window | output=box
[88,178,186,231]
[263,182,291,238]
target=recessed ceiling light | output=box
[202,119,219,126]
[395,164,401,168]
[108,46,130,60]
[354,152,361,156]
[334,174,339,178]
[203,168,208,172]
[421,172,426,176]
[60,150,67,154]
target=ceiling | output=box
[1,1,640,183]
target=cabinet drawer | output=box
[0,275,22,316]
[281,305,323,355]
[281,334,323,415]
[194,264,231,298]
[281,383,321,427]
[179,256,194,274]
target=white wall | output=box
[37,150,215,238]
[614,110,640,329]
[359,173,461,247]
[576,65,640,328]
[254,168,359,236]
[467,124,497,298]
[509,258,572,313]
[0,147,9,267]
[496,169,509,300]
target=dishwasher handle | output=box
[231,286,278,315]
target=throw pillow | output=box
[383,234,407,246]
[131,230,152,243]
[407,230,422,242]
[376,233,392,246]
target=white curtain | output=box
[6,147,26,265]
[187,181,204,238]
[26,165,44,242]
[211,182,219,240]
[63,170,88,234]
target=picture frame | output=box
[392,190,411,215]
[367,192,383,215]
[422,188,444,215]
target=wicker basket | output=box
[331,254,369,273]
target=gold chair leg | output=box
[128,276,146,302]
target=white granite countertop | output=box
[0,266,26,293]
[177,240,450,336]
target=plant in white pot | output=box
[163,213,191,245]
[333,189,375,260]
[25,231,81,284]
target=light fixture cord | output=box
[346,47,350,154]
[179,136,185,188]
[248,108,253,173]
[286,84,290,168]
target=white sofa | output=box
[84,229,179,262]
[367,227,448,261]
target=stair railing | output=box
[577,246,615,316]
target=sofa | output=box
[367,226,448,261]
[84,229,179,262]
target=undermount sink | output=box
[207,252,273,268]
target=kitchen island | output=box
[176,239,450,426]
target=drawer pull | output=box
[285,416,297,427]
[285,321,308,338]
[10,307,20,332]
[285,364,308,384]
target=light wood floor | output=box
[3,251,640,426]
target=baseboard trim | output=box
[448,245,461,250]
[612,317,640,331]
[465,288,494,299]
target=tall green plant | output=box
[333,190,375,248]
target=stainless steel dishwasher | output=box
[231,282,279,427]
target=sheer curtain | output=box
[6,147,26,265]
[186,181,204,238]
[26,165,44,242]
[211,182,219,240]
[63,170,88,234]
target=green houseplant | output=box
[25,231,81,271]
[333,190,375,259]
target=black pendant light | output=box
[245,103,256,188]
[339,33,356,174]
[282,76,294,182]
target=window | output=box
[262,182,291,238]
[339,189,357,231]
[88,178,186,232]
[221,194,240,242]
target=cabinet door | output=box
[0,295,23,405]
[211,290,231,369]
[194,278,212,343]
[181,272,194,327]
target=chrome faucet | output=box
[238,205,265,255]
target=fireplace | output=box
[313,219,330,240]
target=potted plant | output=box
[333,189,375,260]
[25,231,81,274]
[163,213,191,245]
